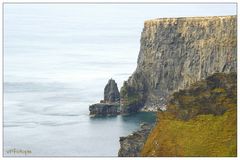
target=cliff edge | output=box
[120,15,237,113]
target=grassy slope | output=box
[141,73,237,157]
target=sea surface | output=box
[3,4,236,156]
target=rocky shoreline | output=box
[118,123,154,157]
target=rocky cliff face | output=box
[120,16,237,113]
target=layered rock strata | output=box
[120,16,237,113]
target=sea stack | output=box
[89,79,120,117]
[104,78,120,103]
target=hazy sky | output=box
[4,3,236,18]
[4,3,237,83]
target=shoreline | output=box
[118,122,155,157]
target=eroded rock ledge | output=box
[89,103,120,117]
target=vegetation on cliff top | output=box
[141,72,237,157]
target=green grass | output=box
[141,107,236,156]
[141,72,237,157]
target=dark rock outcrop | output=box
[167,72,237,120]
[89,78,120,117]
[118,123,153,157]
[104,79,120,103]
[89,103,120,117]
[120,16,237,113]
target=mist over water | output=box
[4,4,236,156]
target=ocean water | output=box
[3,4,236,156]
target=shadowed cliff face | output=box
[120,16,237,113]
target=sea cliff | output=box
[118,15,237,157]
[120,16,237,113]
